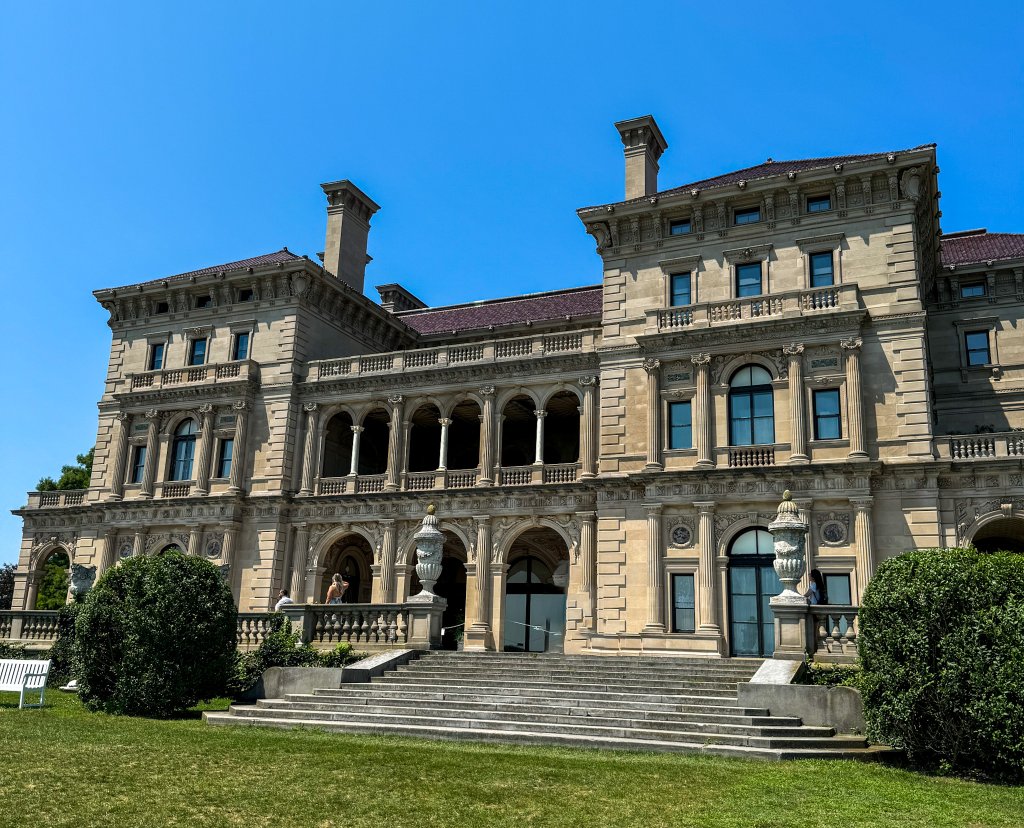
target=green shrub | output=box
[47,603,81,685]
[75,552,237,716]
[0,640,32,660]
[802,663,862,689]
[229,614,358,699]
[859,548,1024,781]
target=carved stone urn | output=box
[408,504,446,606]
[768,490,809,605]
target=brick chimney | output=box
[614,116,668,201]
[320,180,380,293]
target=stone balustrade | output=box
[647,284,860,334]
[0,610,60,644]
[938,431,1024,461]
[24,490,88,509]
[308,330,597,382]
[723,445,778,468]
[312,463,576,496]
[159,481,193,498]
[810,605,859,663]
[280,603,444,650]
[236,613,276,650]
[126,359,258,392]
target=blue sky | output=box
[1,1,1022,563]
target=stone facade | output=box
[10,117,1024,657]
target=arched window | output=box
[170,419,198,481]
[727,527,780,657]
[728,365,774,446]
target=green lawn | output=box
[1,691,1022,828]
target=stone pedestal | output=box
[405,603,445,649]
[768,490,811,660]
[770,601,811,660]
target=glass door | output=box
[727,529,782,657]
[503,556,566,652]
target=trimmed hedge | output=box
[859,548,1024,781]
[75,552,237,716]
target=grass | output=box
[1,691,1023,828]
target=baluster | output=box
[341,612,353,643]
[359,611,371,643]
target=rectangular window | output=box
[809,252,835,287]
[733,206,761,226]
[669,219,692,236]
[129,445,147,484]
[154,301,169,314]
[148,343,165,371]
[217,438,234,479]
[232,331,250,361]
[238,288,255,302]
[824,574,851,606]
[188,338,207,366]
[195,295,213,309]
[668,401,692,450]
[736,262,762,297]
[669,272,691,307]
[807,194,832,213]
[965,330,991,366]
[671,574,696,633]
[960,282,986,299]
[813,389,842,440]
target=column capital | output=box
[232,400,248,412]
[438,418,452,427]
[691,352,711,367]
[578,375,598,387]
[303,402,319,413]
[850,496,874,510]
[115,411,131,422]
[351,425,364,434]
[642,357,661,373]
[840,336,863,351]
[644,502,664,516]
[782,342,805,357]
[575,510,597,522]
[479,385,496,396]
[534,409,548,419]
[144,408,160,421]
[387,393,404,406]
[472,514,492,525]
[694,500,716,513]
[198,403,215,416]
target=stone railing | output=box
[542,463,580,483]
[24,489,89,509]
[236,613,276,650]
[938,431,1024,461]
[280,603,444,650]
[810,605,858,663]
[159,481,193,498]
[313,463,578,495]
[126,359,258,392]
[0,610,60,644]
[308,330,598,383]
[647,284,860,334]
[725,446,777,468]
[497,465,536,486]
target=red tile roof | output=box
[398,285,602,335]
[581,145,936,210]
[939,230,1024,268]
[106,249,303,290]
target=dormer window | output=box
[960,282,986,299]
[733,206,761,226]
[669,219,692,236]
[195,295,213,309]
[807,194,832,213]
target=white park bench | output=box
[0,658,52,709]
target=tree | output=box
[0,562,15,610]
[34,551,69,610]
[37,447,94,491]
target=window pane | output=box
[218,438,234,478]
[669,219,691,236]
[189,339,207,366]
[149,343,164,371]
[810,252,834,287]
[752,389,774,417]
[736,263,762,297]
[965,331,990,366]
[233,332,249,361]
[670,273,691,306]
[960,283,986,298]
[668,402,692,450]
[734,207,761,225]
[672,574,695,633]
[130,446,147,484]
[753,416,775,445]
[807,195,831,213]
[814,389,841,440]
[824,574,852,605]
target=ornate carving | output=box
[642,358,661,374]
[479,385,496,396]
[578,375,598,387]
[691,352,711,367]
[387,394,404,406]
[303,402,318,413]
[782,343,805,357]
[815,511,851,546]
[840,337,863,351]
[668,517,694,548]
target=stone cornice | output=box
[113,378,258,407]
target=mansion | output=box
[10,115,1024,658]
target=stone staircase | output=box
[205,652,878,760]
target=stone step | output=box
[418,653,763,667]
[369,675,742,696]
[203,712,875,761]
[253,699,834,738]
[416,658,759,675]
[395,666,756,682]
[315,683,739,705]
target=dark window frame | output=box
[733,206,761,226]
[668,218,692,236]
[188,338,207,366]
[668,401,693,450]
[671,573,696,633]
[735,262,763,297]
[964,330,991,366]
[960,282,986,299]
[806,194,832,213]
[809,251,835,287]
[237,287,255,302]
[148,342,165,371]
[232,331,250,361]
[216,438,234,479]
[813,388,842,440]
[129,445,147,484]
[194,295,213,309]
[669,272,692,307]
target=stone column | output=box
[98,528,118,575]
[692,354,714,468]
[643,358,663,470]
[695,501,719,632]
[108,412,130,501]
[25,574,41,610]
[298,403,319,496]
[228,401,248,494]
[478,386,496,485]
[290,524,310,600]
[132,530,145,557]
[186,526,201,556]
[495,414,505,477]
[385,394,404,491]
[533,410,547,465]
[578,376,598,478]
[841,337,868,460]
[222,525,238,601]
[784,344,809,464]
[194,404,216,495]
[577,510,597,632]
[465,516,492,650]
[438,418,451,470]
[139,409,160,498]
[348,425,363,476]
[378,520,397,602]
[644,503,665,632]
[852,497,875,597]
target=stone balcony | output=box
[307,331,598,382]
[311,463,581,495]
[645,284,860,335]
[125,359,258,392]
[23,489,88,509]
[937,431,1024,461]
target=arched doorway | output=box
[408,531,468,650]
[501,395,537,467]
[503,527,570,653]
[727,527,781,657]
[357,409,390,475]
[321,411,354,477]
[407,404,442,472]
[320,535,374,603]
[33,549,70,610]
[971,517,1024,553]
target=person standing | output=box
[326,573,348,604]
[274,589,294,611]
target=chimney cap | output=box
[320,179,381,215]
[614,115,668,159]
